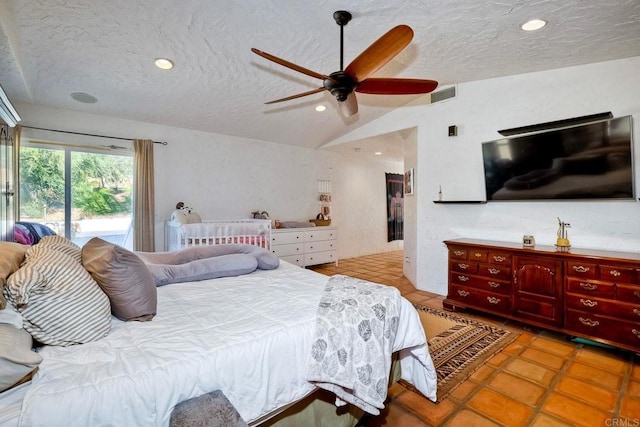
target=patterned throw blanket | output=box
[306,275,402,415]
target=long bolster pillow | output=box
[136,244,280,286]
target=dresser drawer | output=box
[449,284,510,314]
[280,255,304,267]
[566,261,597,279]
[487,251,511,265]
[616,284,640,304]
[305,229,336,242]
[304,240,335,253]
[478,264,511,281]
[305,250,336,267]
[566,278,615,298]
[449,273,510,295]
[567,293,640,322]
[566,309,640,351]
[468,249,488,262]
[450,260,478,274]
[272,231,304,245]
[271,243,303,257]
[449,247,468,260]
[599,264,637,284]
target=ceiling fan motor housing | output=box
[324,71,356,102]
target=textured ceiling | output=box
[1,0,639,154]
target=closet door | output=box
[0,123,15,241]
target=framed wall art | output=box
[404,168,414,196]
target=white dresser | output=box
[271,226,338,267]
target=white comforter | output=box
[16,261,436,426]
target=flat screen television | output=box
[482,115,635,201]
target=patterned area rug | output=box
[404,303,519,402]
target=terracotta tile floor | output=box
[309,251,640,427]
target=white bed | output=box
[1,260,437,427]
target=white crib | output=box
[164,219,272,252]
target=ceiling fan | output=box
[251,11,438,117]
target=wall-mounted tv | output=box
[482,116,635,201]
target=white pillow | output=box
[0,324,42,392]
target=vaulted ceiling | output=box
[1,0,639,152]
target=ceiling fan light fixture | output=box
[521,19,547,31]
[155,58,174,70]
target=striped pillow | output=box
[27,234,82,263]
[5,242,111,346]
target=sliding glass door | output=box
[19,143,133,248]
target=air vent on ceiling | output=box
[430,86,456,103]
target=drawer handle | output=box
[573,265,590,273]
[453,250,464,256]
[457,290,470,297]
[457,275,470,282]
[487,297,500,304]
[635,291,640,299]
[474,252,483,258]
[488,281,501,288]
[634,309,640,317]
[580,299,598,308]
[633,329,640,338]
[458,263,469,269]
[579,282,597,291]
[488,268,501,275]
[493,256,506,262]
[609,270,621,277]
[578,317,599,327]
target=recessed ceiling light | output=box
[374,152,382,156]
[315,105,327,112]
[70,92,98,103]
[521,19,547,31]
[155,58,174,70]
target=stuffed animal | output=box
[171,202,202,224]
[251,210,269,220]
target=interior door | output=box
[0,123,15,241]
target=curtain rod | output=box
[21,125,168,145]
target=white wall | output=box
[331,56,640,296]
[15,102,404,256]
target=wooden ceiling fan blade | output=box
[264,87,326,105]
[251,48,333,82]
[344,25,413,82]
[339,92,358,117]
[356,78,438,95]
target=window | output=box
[19,140,133,249]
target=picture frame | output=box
[404,168,414,196]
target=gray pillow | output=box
[82,238,157,322]
[137,244,280,271]
[146,253,259,286]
